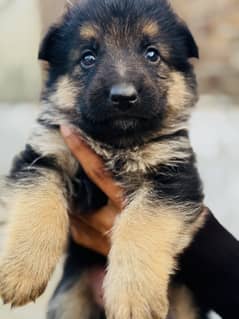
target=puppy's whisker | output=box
[27,156,45,170]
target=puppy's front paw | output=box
[104,263,169,319]
[0,254,50,307]
[0,180,69,307]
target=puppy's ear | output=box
[38,26,60,63]
[178,20,199,59]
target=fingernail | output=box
[61,126,73,137]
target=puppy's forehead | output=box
[79,18,160,43]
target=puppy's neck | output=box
[79,129,193,175]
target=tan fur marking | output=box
[142,21,159,37]
[116,137,191,173]
[169,286,199,319]
[167,72,192,112]
[72,65,82,77]
[0,173,69,306]
[104,188,204,319]
[161,71,196,134]
[48,273,99,319]
[29,124,78,177]
[50,76,78,110]
[158,44,171,60]
[80,24,98,39]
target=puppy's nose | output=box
[110,83,138,110]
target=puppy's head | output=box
[39,0,199,147]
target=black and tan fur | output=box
[0,0,206,318]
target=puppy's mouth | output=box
[76,114,163,147]
[81,114,149,131]
[76,108,163,147]
[82,113,149,125]
[110,117,140,130]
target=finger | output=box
[61,126,124,209]
[70,218,110,256]
[71,201,119,235]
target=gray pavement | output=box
[0,95,238,318]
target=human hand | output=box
[61,126,124,256]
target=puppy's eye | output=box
[144,48,160,63]
[80,51,96,69]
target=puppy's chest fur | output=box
[76,131,203,210]
[28,112,203,217]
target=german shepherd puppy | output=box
[0,0,205,318]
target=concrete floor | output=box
[0,95,238,319]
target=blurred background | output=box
[0,0,238,318]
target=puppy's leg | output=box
[0,169,69,306]
[48,240,106,319]
[104,189,205,319]
[48,272,101,319]
[0,126,78,306]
